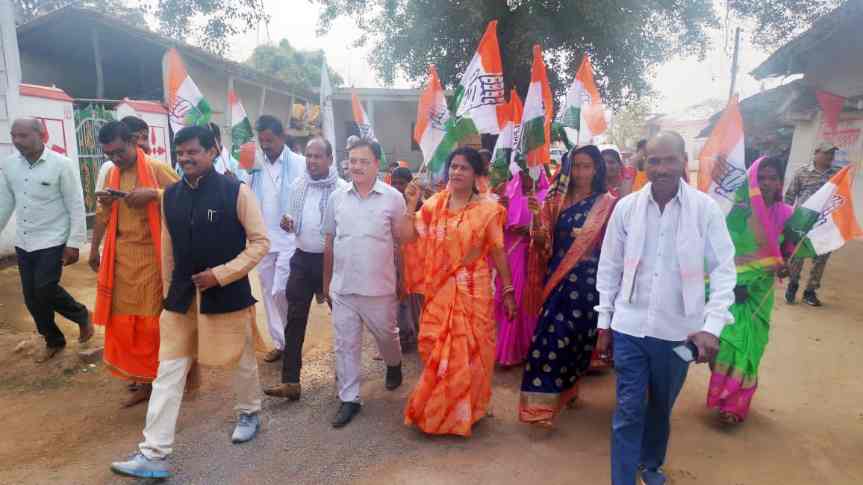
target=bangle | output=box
[502,285,514,296]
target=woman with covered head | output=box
[518,145,616,427]
[495,168,550,366]
[707,156,793,424]
[400,146,516,436]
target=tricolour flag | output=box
[351,90,376,140]
[697,95,746,214]
[163,48,212,134]
[453,20,506,135]
[490,90,515,184]
[784,166,863,257]
[517,45,553,169]
[320,58,337,154]
[414,65,455,175]
[228,90,255,170]
[561,54,607,144]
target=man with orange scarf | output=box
[91,121,179,407]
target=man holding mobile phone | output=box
[91,121,179,407]
[594,132,736,485]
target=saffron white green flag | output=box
[414,65,455,175]
[228,89,253,165]
[697,95,746,214]
[784,166,863,257]
[561,54,607,144]
[491,90,514,173]
[453,20,505,135]
[517,44,553,171]
[163,48,212,134]
[351,91,375,140]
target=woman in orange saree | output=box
[401,147,516,437]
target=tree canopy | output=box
[315,0,841,107]
[14,0,269,56]
[245,39,344,94]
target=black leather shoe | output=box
[803,290,822,307]
[331,401,361,428]
[785,283,798,304]
[385,364,402,391]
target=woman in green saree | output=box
[707,157,793,424]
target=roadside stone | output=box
[78,347,104,365]
[14,339,33,354]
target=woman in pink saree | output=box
[494,170,549,366]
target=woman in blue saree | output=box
[518,145,616,427]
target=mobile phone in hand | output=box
[105,188,128,198]
[673,341,699,363]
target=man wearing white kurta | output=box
[594,132,736,485]
[242,116,303,361]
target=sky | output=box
[230,0,786,118]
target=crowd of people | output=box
[0,113,844,484]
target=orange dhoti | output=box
[95,151,178,382]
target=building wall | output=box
[1,0,21,256]
[332,97,422,168]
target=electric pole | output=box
[728,27,741,100]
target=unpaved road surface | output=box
[1,243,862,484]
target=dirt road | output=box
[1,243,862,484]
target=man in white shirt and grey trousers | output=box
[241,115,304,362]
[594,131,736,485]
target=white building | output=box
[751,0,863,221]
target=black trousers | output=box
[16,245,89,348]
[282,249,324,384]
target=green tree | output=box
[315,0,840,106]
[246,39,344,94]
[14,0,147,25]
[14,0,269,56]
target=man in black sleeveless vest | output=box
[111,126,270,480]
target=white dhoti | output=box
[258,249,294,350]
[331,292,402,403]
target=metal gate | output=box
[74,104,114,215]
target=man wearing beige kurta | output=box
[111,126,270,480]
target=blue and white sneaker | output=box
[639,466,667,485]
[231,413,261,444]
[110,452,172,479]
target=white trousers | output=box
[331,293,401,403]
[258,250,293,350]
[138,332,261,460]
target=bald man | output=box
[1,119,92,362]
[594,132,736,485]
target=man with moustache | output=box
[323,138,405,428]
[110,126,269,479]
[265,137,348,400]
[242,115,304,362]
[595,131,737,485]
[91,121,178,407]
